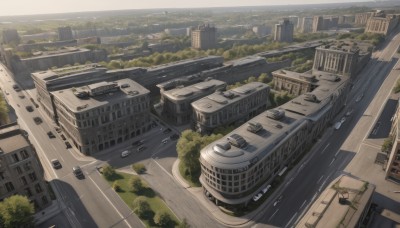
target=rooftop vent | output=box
[213,142,231,153]
[227,134,247,148]
[247,121,262,133]
[266,109,285,120]
[73,91,89,99]
[128,90,139,96]
[222,91,236,99]
[303,93,320,103]
[274,123,283,129]
[120,83,130,88]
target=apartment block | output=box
[274,18,294,43]
[191,24,217,50]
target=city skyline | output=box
[1,0,372,16]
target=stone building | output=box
[159,79,226,125]
[365,13,399,35]
[192,82,269,134]
[0,123,50,210]
[355,12,374,25]
[51,79,151,155]
[272,70,319,96]
[58,26,74,41]
[313,16,338,32]
[274,18,294,43]
[297,175,374,228]
[199,72,350,207]
[338,15,355,25]
[288,16,299,28]
[385,98,400,183]
[312,44,360,78]
[191,24,217,50]
[300,17,314,33]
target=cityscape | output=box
[0,0,400,227]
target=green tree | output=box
[154,211,172,227]
[112,180,122,192]
[394,79,400,93]
[0,95,9,124]
[132,196,152,219]
[132,163,146,174]
[258,73,270,83]
[0,195,34,228]
[102,165,116,180]
[129,176,144,193]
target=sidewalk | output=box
[34,200,62,226]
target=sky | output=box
[1,0,372,16]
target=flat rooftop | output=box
[32,64,106,81]
[162,79,226,101]
[22,47,90,60]
[192,82,269,113]
[51,78,149,113]
[0,134,29,154]
[147,55,223,72]
[296,175,375,228]
[272,70,316,83]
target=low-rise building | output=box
[386,98,400,183]
[199,73,349,207]
[272,70,319,96]
[51,79,151,155]
[296,175,374,228]
[160,79,226,125]
[0,123,50,209]
[192,82,269,134]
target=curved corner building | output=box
[199,73,350,206]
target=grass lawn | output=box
[105,172,180,227]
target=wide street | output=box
[0,67,144,227]
[252,29,400,227]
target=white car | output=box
[253,192,263,202]
[121,150,131,158]
[340,117,346,124]
[262,185,272,194]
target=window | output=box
[20,176,28,185]
[28,172,37,182]
[5,182,14,192]
[20,150,29,159]
[42,196,48,205]
[12,154,19,163]
[23,162,32,171]
[35,183,43,193]
[15,166,22,175]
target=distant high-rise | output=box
[191,24,217,50]
[274,18,294,43]
[312,16,324,32]
[355,12,374,25]
[288,16,299,28]
[313,16,339,32]
[301,17,314,33]
[365,11,399,35]
[252,25,270,37]
[2,29,20,44]
[57,26,74,41]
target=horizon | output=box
[1,0,376,17]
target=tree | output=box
[102,165,116,180]
[154,211,172,227]
[129,176,144,193]
[0,195,34,228]
[132,163,146,174]
[0,95,9,124]
[132,196,152,219]
[112,180,122,192]
[178,218,191,228]
[258,73,270,83]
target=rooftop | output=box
[0,134,29,154]
[51,78,149,113]
[32,64,106,81]
[272,70,317,83]
[21,47,90,60]
[192,82,269,113]
[162,79,226,101]
[296,175,375,228]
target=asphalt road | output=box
[252,29,400,228]
[0,67,144,228]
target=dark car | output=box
[33,117,42,124]
[60,134,66,140]
[47,131,55,139]
[72,166,83,178]
[170,134,179,140]
[65,141,72,149]
[26,106,34,112]
[51,159,62,169]
[163,128,172,134]
[12,84,21,91]
[132,140,144,147]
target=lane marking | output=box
[285,212,298,228]
[328,158,335,167]
[317,175,324,184]
[321,143,330,154]
[268,209,279,221]
[300,200,307,209]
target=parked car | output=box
[163,128,172,134]
[12,84,21,91]
[47,131,55,139]
[26,106,34,112]
[65,141,72,149]
[60,134,66,140]
[72,166,83,178]
[33,117,42,124]
[253,192,263,202]
[51,159,62,169]
[137,146,146,152]
[162,138,169,144]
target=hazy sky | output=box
[1,0,371,16]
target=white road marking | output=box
[335,150,340,157]
[300,200,307,209]
[328,158,335,167]
[268,209,279,221]
[317,175,324,184]
[285,212,298,228]
[321,143,330,154]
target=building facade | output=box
[191,24,217,50]
[58,26,74,41]
[355,12,374,25]
[192,82,270,134]
[385,98,400,183]
[272,70,319,96]
[365,14,399,35]
[199,73,350,207]
[0,123,50,210]
[51,79,151,155]
[312,44,360,78]
[159,79,226,125]
[274,18,294,43]
[297,175,374,228]
[300,17,314,33]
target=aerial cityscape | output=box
[0,0,399,227]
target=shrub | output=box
[112,180,121,192]
[132,196,152,219]
[129,176,144,193]
[154,211,172,227]
[132,163,146,174]
[102,165,116,180]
